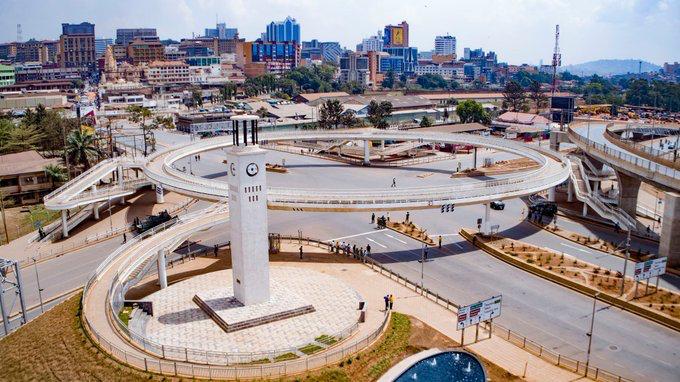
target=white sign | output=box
[457,295,502,330]
[634,257,667,281]
[156,184,163,196]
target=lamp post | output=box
[620,229,631,296]
[420,244,425,294]
[585,292,600,373]
[32,258,44,313]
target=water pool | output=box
[394,351,486,382]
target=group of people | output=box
[383,294,395,311]
[331,241,371,258]
[193,154,202,161]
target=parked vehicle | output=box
[490,201,505,210]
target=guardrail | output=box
[604,126,680,171]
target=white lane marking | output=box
[367,238,387,248]
[453,242,463,249]
[560,243,592,254]
[327,229,387,241]
[384,233,407,244]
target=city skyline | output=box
[0,0,677,65]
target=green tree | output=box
[502,80,528,112]
[382,70,396,89]
[192,89,203,108]
[456,100,490,124]
[340,109,358,127]
[420,115,434,127]
[256,107,270,119]
[416,74,448,89]
[43,164,68,186]
[318,99,344,129]
[367,101,393,129]
[220,83,237,101]
[66,129,100,170]
[528,80,549,113]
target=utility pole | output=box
[32,258,44,313]
[585,292,600,372]
[0,191,9,244]
[420,244,425,294]
[620,229,631,296]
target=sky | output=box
[1,0,678,65]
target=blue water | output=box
[395,351,486,382]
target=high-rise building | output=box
[0,64,16,86]
[339,52,369,84]
[301,40,343,63]
[434,35,456,57]
[127,37,165,65]
[380,47,418,74]
[116,28,157,46]
[205,22,238,40]
[383,21,409,48]
[95,38,113,57]
[59,22,96,69]
[264,16,300,43]
[357,31,384,53]
[246,40,300,75]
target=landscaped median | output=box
[460,228,680,332]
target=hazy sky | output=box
[1,0,678,65]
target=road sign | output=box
[156,184,163,196]
[634,257,667,281]
[440,203,455,213]
[457,295,502,330]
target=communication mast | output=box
[16,23,22,43]
[551,24,561,95]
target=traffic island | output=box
[527,219,653,261]
[451,158,540,178]
[266,163,288,173]
[385,220,435,246]
[460,228,680,332]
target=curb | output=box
[460,228,680,333]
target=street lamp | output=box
[32,258,44,313]
[585,292,600,372]
[620,229,631,296]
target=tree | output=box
[502,80,528,112]
[66,129,100,170]
[220,83,237,101]
[367,101,393,129]
[443,108,450,121]
[256,107,269,119]
[456,100,490,124]
[44,164,68,186]
[318,99,344,129]
[192,89,203,108]
[420,116,434,127]
[416,74,448,89]
[382,70,396,89]
[528,80,549,113]
[448,80,460,90]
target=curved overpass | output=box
[142,129,571,211]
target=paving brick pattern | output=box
[141,266,362,353]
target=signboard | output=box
[391,27,404,46]
[457,295,502,330]
[634,257,667,281]
[156,184,163,196]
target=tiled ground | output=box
[142,266,362,354]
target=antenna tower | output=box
[551,24,561,95]
[16,24,22,42]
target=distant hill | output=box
[559,59,660,77]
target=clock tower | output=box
[226,115,269,305]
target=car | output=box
[490,201,505,210]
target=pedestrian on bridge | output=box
[299,245,303,260]
[389,294,394,310]
[391,177,397,188]
[371,213,375,224]
[214,244,218,257]
[406,211,410,222]
[366,244,371,256]
[438,235,442,249]
[384,295,389,311]
[122,233,127,243]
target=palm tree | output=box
[66,129,100,170]
[44,164,68,187]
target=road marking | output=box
[452,242,463,249]
[327,229,386,241]
[367,238,387,248]
[384,233,407,244]
[559,243,591,254]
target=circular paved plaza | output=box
[135,266,363,355]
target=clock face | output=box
[230,163,236,176]
[246,162,259,177]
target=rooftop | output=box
[0,150,61,177]
[496,112,551,125]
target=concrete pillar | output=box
[659,192,680,268]
[616,171,641,218]
[473,147,478,169]
[363,140,370,166]
[548,187,556,202]
[93,203,100,220]
[381,140,385,150]
[157,249,168,289]
[567,180,574,203]
[483,203,491,235]
[117,165,124,187]
[582,202,588,217]
[593,180,600,196]
[155,184,164,204]
[61,210,69,238]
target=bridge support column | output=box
[483,203,491,236]
[473,147,478,169]
[548,187,556,202]
[582,202,588,217]
[157,249,168,289]
[155,184,164,204]
[93,203,100,220]
[660,192,680,268]
[363,140,370,166]
[567,180,574,203]
[61,210,69,238]
[616,171,641,218]
[117,165,126,205]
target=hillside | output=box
[559,59,660,76]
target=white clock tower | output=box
[226,115,270,305]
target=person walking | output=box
[384,295,389,311]
[405,211,410,222]
[366,244,371,256]
[389,294,394,310]
[299,245,303,260]
[424,247,429,261]
[438,235,442,249]
[213,244,218,257]
[371,212,375,224]
[122,233,127,244]
[391,177,396,188]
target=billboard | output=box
[634,257,667,281]
[391,27,404,46]
[457,295,502,330]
